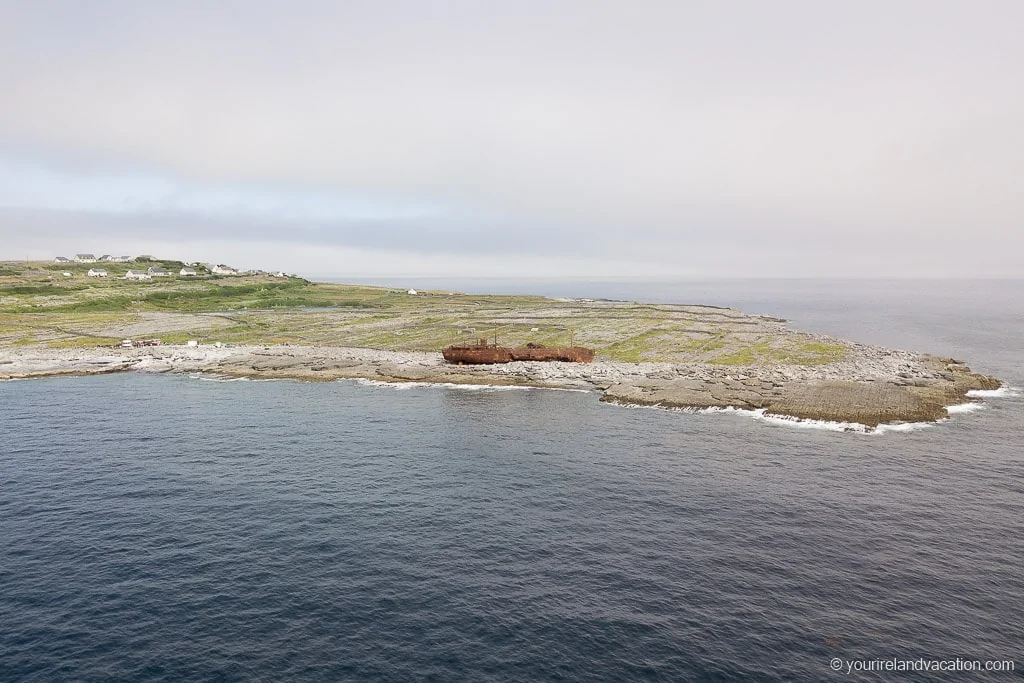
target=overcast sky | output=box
[1,1,1021,277]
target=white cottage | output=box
[124,270,152,280]
[75,254,96,263]
[179,267,197,276]
[87,268,108,277]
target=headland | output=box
[0,259,1002,429]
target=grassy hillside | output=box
[0,260,847,365]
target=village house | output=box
[54,256,71,263]
[179,267,197,276]
[75,254,96,263]
[148,266,169,277]
[124,270,152,280]
[96,255,112,262]
[211,264,238,275]
[87,268,108,277]
[113,256,132,262]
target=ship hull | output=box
[509,346,595,363]
[442,344,595,364]
[442,346,514,364]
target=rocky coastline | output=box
[0,343,1002,430]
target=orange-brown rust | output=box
[442,341,595,364]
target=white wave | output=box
[351,378,589,393]
[966,386,1021,398]
[606,401,935,434]
[187,373,282,382]
[945,402,986,414]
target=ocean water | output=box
[2,279,1022,681]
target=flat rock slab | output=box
[0,344,1003,429]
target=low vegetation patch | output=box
[0,261,851,366]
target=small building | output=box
[54,256,71,263]
[96,255,112,262]
[75,254,96,263]
[87,268,108,277]
[407,289,418,295]
[124,270,152,280]
[113,256,131,262]
[148,266,168,277]
[211,264,238,275]
[179,267,197,276]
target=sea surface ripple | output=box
[2,279,1023,681]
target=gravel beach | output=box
[0,343,1001,429]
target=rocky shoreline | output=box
[0,343,1002,430]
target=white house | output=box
[407,289,418,295]
[124,270,152,280]
[75,254,96,263]
[148,266,169,277]
[97,255,112,262]
[179,267,197,276]
[113,256,132,262]
[87,268,108,277]
[54,256,71,263]
[211,264,238,275]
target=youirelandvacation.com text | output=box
[830,657,1015,675]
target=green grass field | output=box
[0,260,849,365]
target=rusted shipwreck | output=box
[442,339,596,365]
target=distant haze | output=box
[1,1,1022,277]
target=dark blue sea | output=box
[2,279,1022,681]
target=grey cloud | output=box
[1,1,1022,276]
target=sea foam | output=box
[351,378,589,393]
[966,386,1021,398]
[611,402,935,434]
[945,402,986,414]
